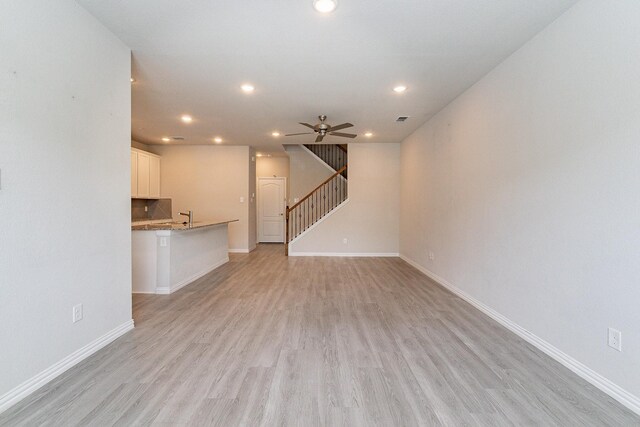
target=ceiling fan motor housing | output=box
[284,114,356,141]
[318,115,329,132]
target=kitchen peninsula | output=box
[132,219,238,294]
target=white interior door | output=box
[258,177,286,243]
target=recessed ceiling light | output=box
[130,78,135,83]
[272,131,280,137]
[181,115,193,123]
[241,84,255,93]
[214,137,223,143]
[161,137,170,142]
[256,153,263,157]
[393,85,407,93]
[313,0,337,13]
[364,132,373,137]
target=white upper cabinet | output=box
[136,152,150,197]
[131,151,138,196]
[131,149,161,198]
[149,155,160,198]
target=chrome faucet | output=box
[179,210,193,226]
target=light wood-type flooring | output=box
[2,244,638,426]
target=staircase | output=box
[304,144,348,178]
[285,144,349,255]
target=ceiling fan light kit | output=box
[285,115,356,143]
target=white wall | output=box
[0,0,132,410]
[285,145,334,204]
[400,0,640,407]
[153,145,252,251]
[257,156,289,179]
[257,156,289,199]
[290,143,400,255]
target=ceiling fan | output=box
[285,115,357,143]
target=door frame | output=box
[257,176,287,243]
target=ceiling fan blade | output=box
[330,132,357,138]
[299,122,316,130]
[285,132,314,136]
[315,134,325,143]
[328,123,353,132]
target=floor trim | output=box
[399,254,640,416]
[0,319,135,414]
[289,252,399,257]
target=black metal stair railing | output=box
[285,165,348,254]
[303,144,348,179]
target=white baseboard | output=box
[0,319,134,414]
[156,256,230,295]
[228,249,250,253]
[399,254,640,416]
[289,252,399,257]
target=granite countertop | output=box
[131,219,238,231]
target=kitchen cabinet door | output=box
[149,155,160,198]
[131,151,138,197]
[137,152,150,197]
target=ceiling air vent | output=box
[171,136,185,141]
[396,116,409,122]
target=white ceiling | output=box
[77,0,577,153]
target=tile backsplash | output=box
[132,198,172,222]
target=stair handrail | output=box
[285,164,348,254]
[287,165,347,212]
[303,144,348,178]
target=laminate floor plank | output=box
[1,244,638,426]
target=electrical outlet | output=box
[428,251,435,260]
[72,304,83,323]
[608,328,622,351]
[160,237,167,247]
[240,196,245,203]
[144,205,148,212]
[343,238,348,244]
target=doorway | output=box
[257,177,286,242]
